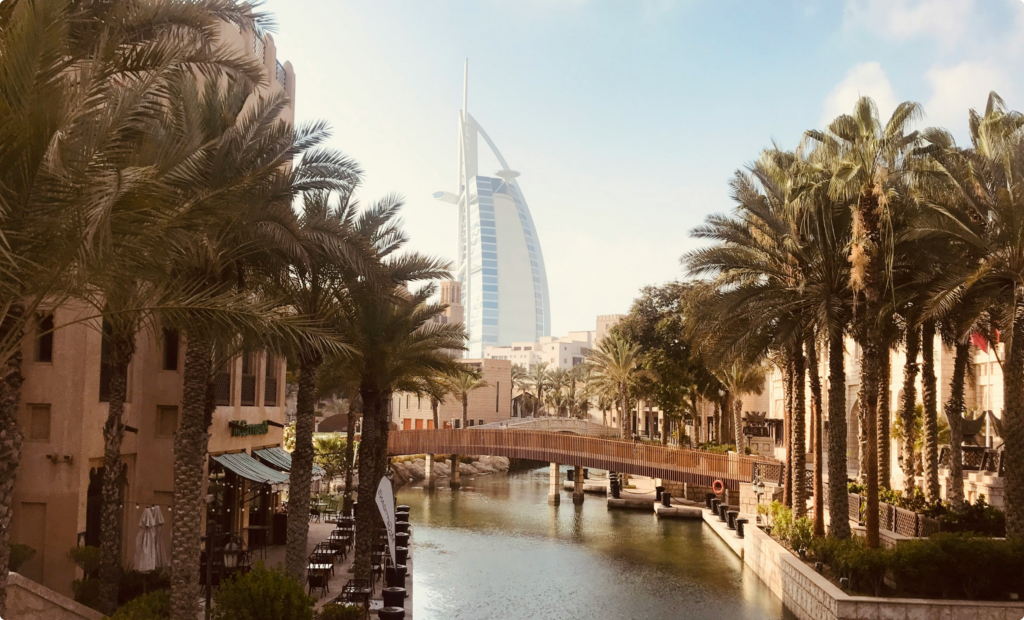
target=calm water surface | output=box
[396,466,795,620]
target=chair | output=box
[309,499,321,523]
[306,565,329,597]
[312,542,335,575]
[322,498,339,522]
[371,551,387,586]
[340,579,373,618]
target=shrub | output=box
[9,544,34,572]
[315,603,365,620]
[769,501,793,542]
[789,517,814,556]
[106,591,169,620]
[212,562,316,620]
[118,570,170,607]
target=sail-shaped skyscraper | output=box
[434,62,551,358]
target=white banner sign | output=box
[374,476,397,567]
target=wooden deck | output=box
[388,429,783,491]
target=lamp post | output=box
[753,469,765,524]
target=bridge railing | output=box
[387,429,783,490]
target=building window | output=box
[454,419,461,429]
[240,352,257,406]
[35,314,54,363]
[415,419,423,430]
[264,353,278,406]
[157,406,178,437]
[162,328,179,371]
[496,382,500,412]
[468,419,474,426]
[27,404,51,442]
[479,419,484,426]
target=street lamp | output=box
[753,469,766,524]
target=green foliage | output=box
[892,403,950,452]
[697,442,736,454]
[847,483,1006,536]
[118,570,171,607]
[789,517,814,555]
[315,603,365,620]
[69,545,104,609]
[284,422,296,452]
[314,434,350,482]
[810,533,1024,599]
[9,544,34,572]
[69,545,102,575]
[769,501,793,541]
[212,562,315,620]
[106,591,170,620]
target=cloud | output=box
[843,0,977,44]
[923,62,1012,135]
[821,62,898,126]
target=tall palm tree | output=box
[156,77,356,620]
[328,196,465,580]
[804,96,929,548]
[918,92,1024,537]
[527,362,550,417]
[716,361,766,455]
[588,335,643,439]
[448,368,489,427]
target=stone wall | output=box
[6,572,103,620]
[391,455,510,485]
[706,510,1024,620]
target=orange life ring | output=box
[713,480,725,494]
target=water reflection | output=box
[398,466,794,620]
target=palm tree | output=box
[423,373,455,429]
[448,368,489,427]
[511,363,530,416]
[917,92,1024,537]
[328,196,465,580]
[527,362,550,416]
[717,362,766,455]
[547,367,570,416]
[588,335,643,439]
[804,96,930,548]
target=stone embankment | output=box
[390,455,510,485]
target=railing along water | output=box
[387,429,782,491]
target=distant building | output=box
[434,61,551,357]
[391,359,512,429]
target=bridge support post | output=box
[424,454,435,490]
[548,463,560,505]
[572,465,585,504]
[450,454,461,490]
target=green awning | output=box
[254,446,325,479]
[213,452,290,487]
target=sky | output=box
[262,0,1024,336]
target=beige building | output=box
[10,23,296,597]
[392,359,513,429]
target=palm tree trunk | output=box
[859,337,881,549]
[98,332,134,614]
[0,307,26,617]
[713,400,721,444]
[808,336,824,536]
[286,355,321,580]
[782,352,793,508]
[921,320,940,501]
[169,335,213,620]
[899,325,920,492]
[353,386,388,579]
[944,342,969,508]
[1003,311,1024,540]
[343,404,356,512]
[793,341,807,518]
[877,347,891,491]
[733,399,744,455]
[462,394,468,427]
[431,399,439,430]
[827,330,850,539]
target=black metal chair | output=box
[306,564,330,597]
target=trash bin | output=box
[395,521,410,534]
[386,564,407,588]
[711,498,721,515]
[705,493,715,509]
[718,504,729,522]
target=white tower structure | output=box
[434,60,551,358]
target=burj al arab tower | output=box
[434,61,551,358]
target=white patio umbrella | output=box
[133,506,167,573]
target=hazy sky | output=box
[263,0,1023,336]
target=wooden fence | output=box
[387,429,783,491]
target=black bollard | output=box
[727,510,738,529]
[386,564,408,588]
[583,468,589,480]
[705,493,715,509]
[383,587,407,608]
[396,532,410,549]
[718,504,728,522]
[395,546,409,565]
[711,498,721,515]
[661,491,672,507]
[379,607,405,620]
[736,518,748,538]
[396,505,410,512]
[655,486,665,502]
[395,521,410,535]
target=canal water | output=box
[396,465,795,620]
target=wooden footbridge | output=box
[387,429,783,491]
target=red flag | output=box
[971,332,988,352]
